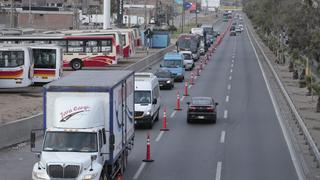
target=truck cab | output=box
[161,52,185,82]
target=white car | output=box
[238,24,244,32]
[180,51,194,71]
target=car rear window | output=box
[192,98,212,106]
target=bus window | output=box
[85,40,99,53]
[0,51,24,68]
[52,41,67,52]
[67,40,84,53]
[101,40,112,53]
[121,34,126,46]
[33,49,57,69]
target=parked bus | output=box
[0,44,33,88]
[62,29,124,61]
[31,44,63,83]
[0,35,117,70]
[117,29,136,58]
[132,28,142,47]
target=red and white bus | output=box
[62,29,124,61]
[0,35,117,70]
[31,44,63,83]
[117,29,136,58]
[0,44,33,88]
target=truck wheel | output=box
[71,59,82,70]
[99,170,107,180]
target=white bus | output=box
[0,44,33,88]
[0,35,117,70]
[31,44,63,83]
[117,29,136,58]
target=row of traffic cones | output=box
[139,23,228,168]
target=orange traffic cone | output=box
[143,133,154,162]
[160,107,169,131]
[184,81,189,96]
[175,91,182,111]
[190,72,195,85]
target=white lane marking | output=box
[155,131,165,142]
[215,161,223,180]
[232,55,235,59]
[232,59,234,63]
[246,25,305,180]
[226,95,229,102]
[220,131,226,143]
[230,69,233,73]
[229,76,232,80]
[224,110,228,119]
[231,64,234,68]
[170,111,176,118]
[227,84,231,90]
[181,96,185,101]
[133,162,146,179]
[188,85,192,89]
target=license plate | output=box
[198,116,204,119]
[159,84,163,86]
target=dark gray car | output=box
[155,69,174,90]
[187,97,218,123]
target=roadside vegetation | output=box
[243,0,320,111]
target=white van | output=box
[134,72,161,128]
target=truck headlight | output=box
[166,80,171,84]
[32,171,50,180]
[145,111,151,116]
[82,172,98,180]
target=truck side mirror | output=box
[215,102,219,106]
[160,64,162,67]
[102,128,106,144]
[30,132,36,149]
[109,134,115,151]
[152,98,157,104]
[186,102,190,105]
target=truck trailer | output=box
[31,70,135,180]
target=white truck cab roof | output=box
[134,72,158,91]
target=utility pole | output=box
[181,0,185,33]
[10,0,14,28]
[195,0,198,26]
[144,0,147,28]
[28,0,32,27]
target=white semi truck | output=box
[31,70,135,180]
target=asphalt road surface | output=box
[0,18,299,180]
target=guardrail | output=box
[248,21,320,168]
[0,44,175,149]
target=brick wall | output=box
[17,12,73,29]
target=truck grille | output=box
[135,111,144,117]
[47,164,80,178]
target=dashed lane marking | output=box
[226,95,229,102]
[224,110,228,119]
[170,111,176,118]
[227,84,231,90]
[155,131,165,142]
[133,162,146,179]
[215,161,223,180]
[220,131,226,143]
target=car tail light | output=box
[206,106,215,112]
[188,106,196,112]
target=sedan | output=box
[230,30,236,36]
[187,97,218,123]
[154,69,174,90]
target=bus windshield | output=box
[43,132,98,152]
[0,51,24,68]
[33,49,56,69]
[178,38,198,52]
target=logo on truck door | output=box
[60,106,90,122]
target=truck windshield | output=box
[135,91,151,104]
[163,60,182,68]
[43,132,98,152]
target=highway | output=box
[0,18,300,180]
